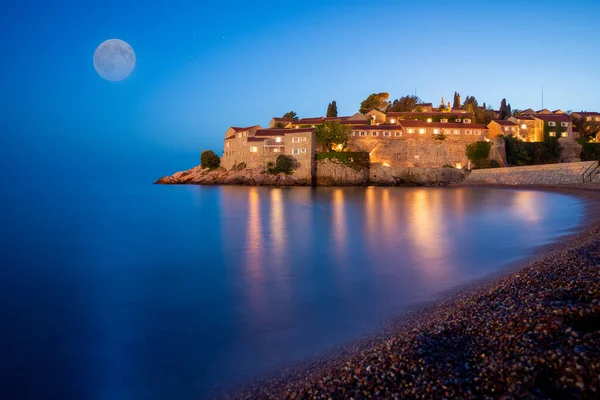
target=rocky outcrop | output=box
[370,164,467,186]
[157,161,468,187]
[155,166,309,186]
[315,159,369,186]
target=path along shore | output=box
[232,184,600,399]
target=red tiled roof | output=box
[292,117,325,125]
[516,116,536,121]
[341,119,367,125]
[574,111,600,117]
[230,125,260,132]
[387,112,475,118]
[491,120,517,126]
[271,117,293,122]
[350,125,404,131]
[254,128,314,137]
[532,114,571,122]
[398,121,488,129]
[247,137,266,142]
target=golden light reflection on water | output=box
[512,191,542,222]
[269,189,286,261]
[245,187,267,317]
[332,189,347,266]
[405,189,452,283]
[364,187,378,249]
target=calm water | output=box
[0,184,585,399]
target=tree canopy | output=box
[315,121,351,152]
[572,114,600,141]
[359,92,390,114]
[282,111,299,121]
[326,100,338,117]
[388,95,421,112]
[200,150,221,169]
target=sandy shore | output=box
[231,185,600,399]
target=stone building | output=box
[221,110,489,174]
[488,120,519,139]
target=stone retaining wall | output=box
[463,161,597,185]
[315,159,466,186]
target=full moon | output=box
[93,39,136,81]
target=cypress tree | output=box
[326,101,338,117]
[453,92,461,108]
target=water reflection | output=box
[269,189,286,266]
[331,189,347,264]
[406,189,453,284]
[512,190,542,222]
[245,187,267,320]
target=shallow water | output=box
[0,184,585,399]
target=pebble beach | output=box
[233,185,600,399]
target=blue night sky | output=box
[2,0,599,181]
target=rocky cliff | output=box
[155,165,308,186]
[157,160,467,187]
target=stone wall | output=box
[559,138,583,163]
[315,159,466,186]
[463,161,597,185]
[370,164,467,186]
[348,138,473,168]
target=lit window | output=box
[408,129,414,134]
[419,128,426,134]
[275,137,282,143]
[351,132,356,136]
[464,119,472,123]
[250,146,258,153]
[549,132,556,137]
[390,118,396,124]
[454,130,460,135]
[548,121,556,127]
[561,122,568,127]
[504,127,510,131]
[433,129,440,134]
[427,118,432,123]
[226,141,230,147]
[521,124,527,129]
[561,132,568,137]
[273,148,280,153]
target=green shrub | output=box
[502,135,561,166]
[581,143,600,161]
[200,150,221,169]
[316,152,370,170]
[269,155,295,174]
[466,141,491,169]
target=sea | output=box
[0,183,586,399]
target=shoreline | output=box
[230,184,600,399]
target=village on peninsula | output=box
[157,92,600,186]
